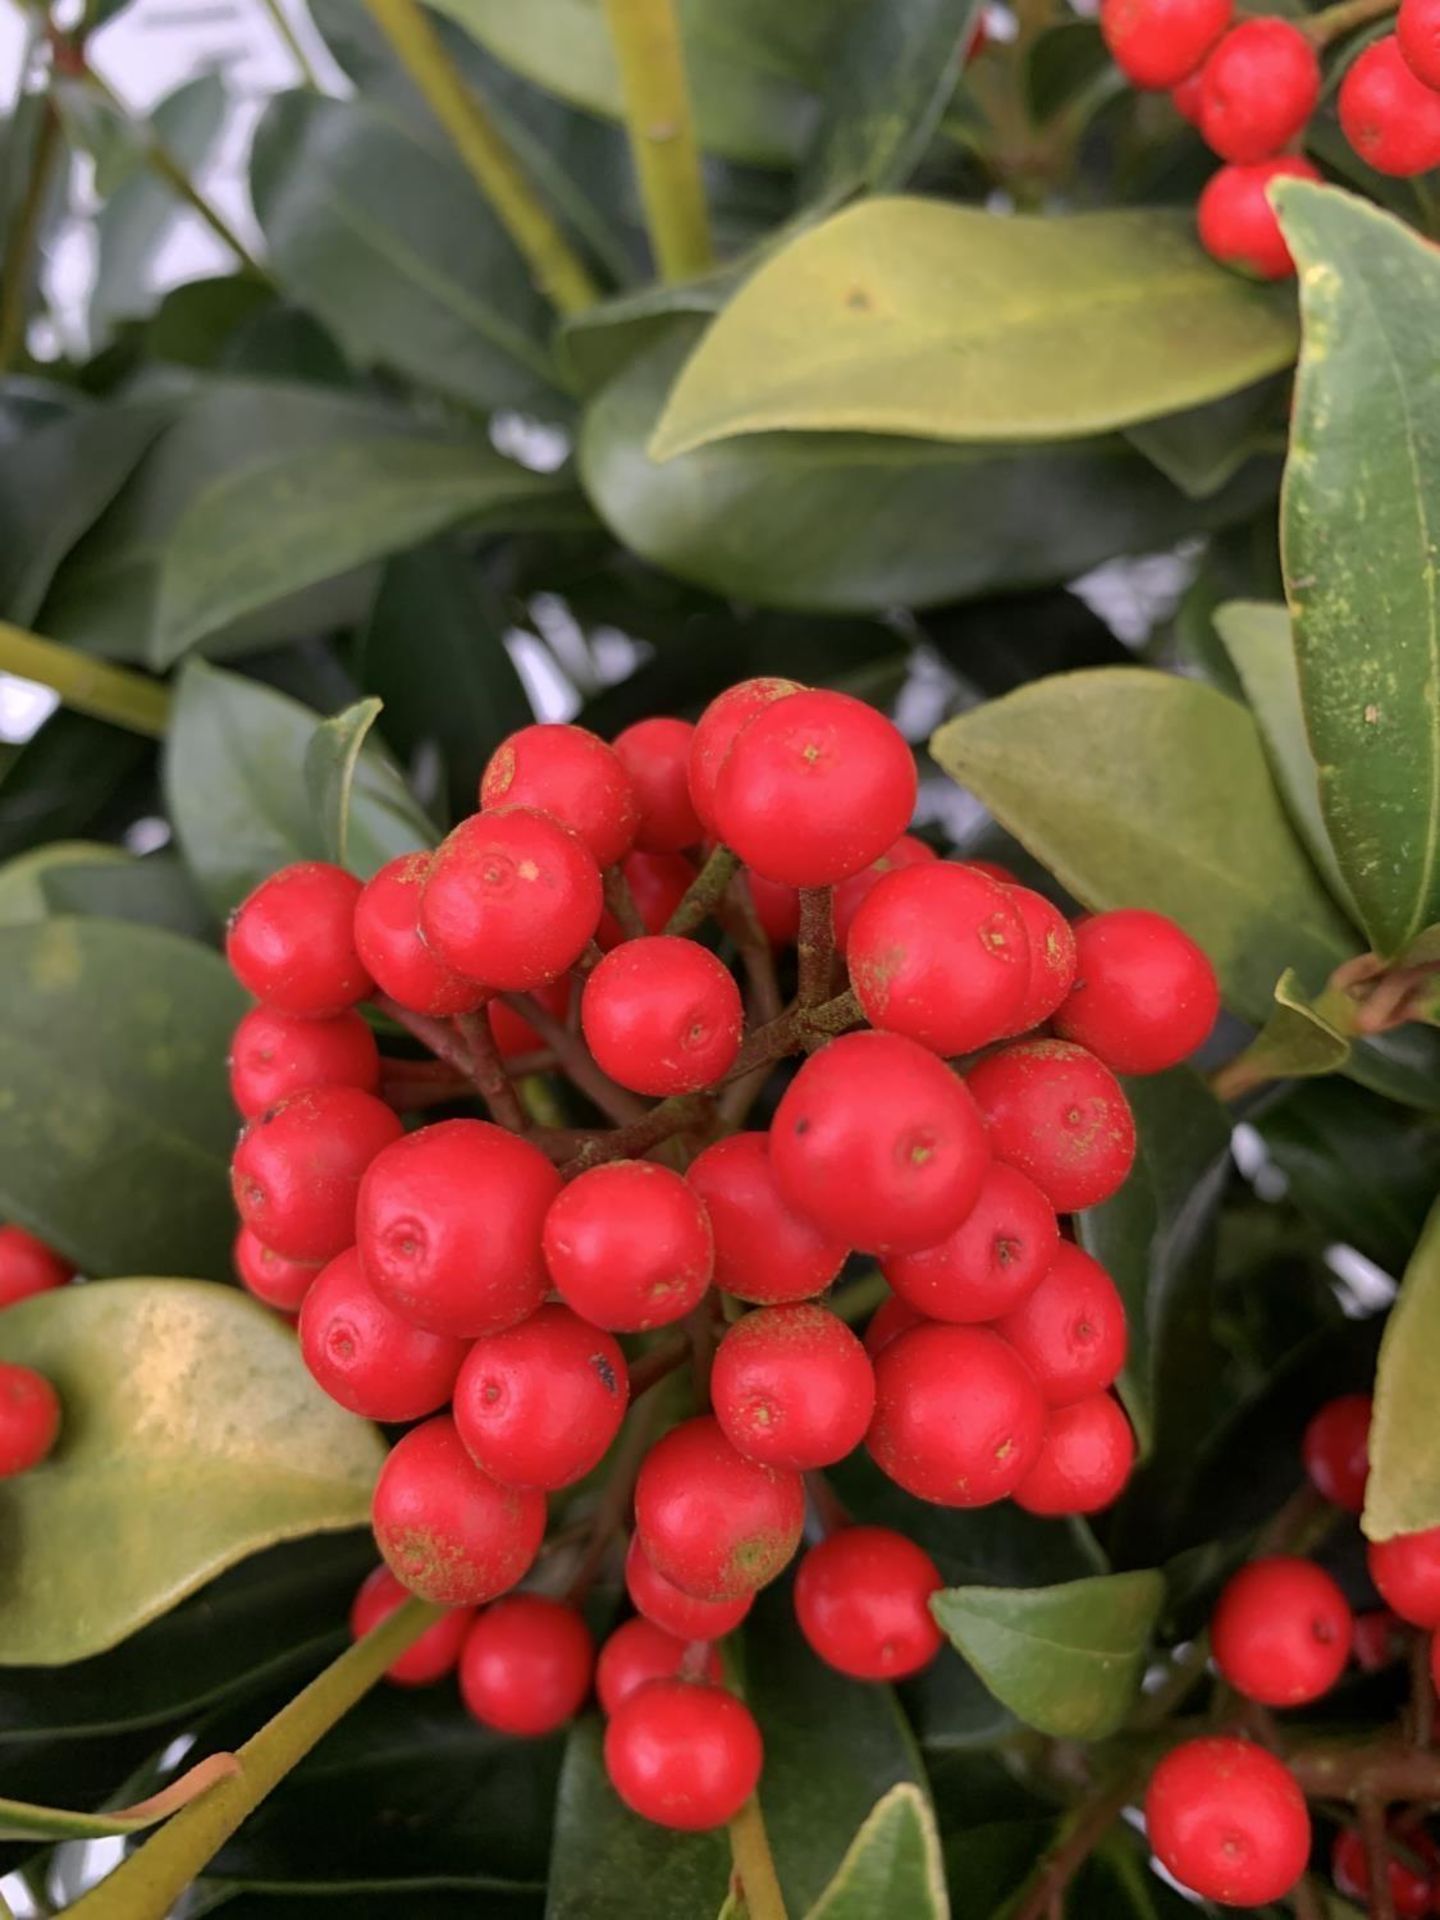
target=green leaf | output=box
[1366,1194,1440,1539]
[803,1784,948,1920]
[0,841,128,927]
[1125,379,1286,502]
[931,1571,1165,1739]
[0,1752,239,1842]
[1023,21,1112,123]
[560,269,736,394]
[41,852,218,942]
[0,918,243,1280]
[0,1279,384,1663]
[648,201,1298,460]
[0,713,149,865]
[305,697,433,871]
[1275,182,1440,958]
[1225,968,1353,1085]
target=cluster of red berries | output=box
[221,677,1219,1830]
[1100,0,1440,279]
[0,1224,72,1478]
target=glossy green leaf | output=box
[0,841,128,927]
[0,1279,384,1663]
[649,201,1299,460]
[0,918,243,1279]
[41,852,217,942]
[804,1785,947,1920]
[1227,968,1353,1085]
[1366,1195,1440,1538]
[1023,20,1112,123]
[1275,182,1440,958]
[560,269,735,394]
[305,697,434,872]
[931,1571,1165,1739]
[1125,379,1285,502]
[0,712,150,866]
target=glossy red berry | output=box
[687,1133,847,1306]
[996,1243,1127,1405]
[356,1119,559,1337]
[1399,0,1440,88]
[232,1086,403,1263]
[353,853,485,1017]
[1198,20,1319,162]
[1014,1392,1135,1515]
[635,1415,805,1602]
[864,1292,926,1358]
[1354,1608,1404,1672]
[372,1415,546,1606]
[1332,1827,1434,1920]
[1053,910,1219,1074]
[688,677,801,838]
[1197,157,1320,279]
[832,834,937,953]
[459,1595,594,1736]
[1302,1393,1371,1513]
[966,1039,1136,1212]
[1368,1526,1440,1627]
[625,1533,754,1641]
[613,718,703,853]
[712,690,917,887]
[1145,1737,1310,1905]
[848,863,1030,1056]
[596,850,696,950]
[597,1618,723,1715]
[487,978,571,1059]
[0,1363,59,1476]
[581,936,743,1096]
[227,861,371,1017]
[299,1247,466,1421]
[742,869,801,948]
[712,1305,875,1470]
[771,1031,991,1255]
[453,1303,628,1489]
[605,1680,762,1831]
[543,1160,713,1332]
[1173,66,1206,122]
[349,1565,473,1686]
[1211,1556,1353,1706]
[0,1225,73,1308]
[1100,0,1232,89]
[1340,35,1440,173]
[420,809,602,991]
[228,1005,380,1118]
[793,1526,944,1681]
[1002,887,1078,1035]
[867,1322,1047,1507]
[233,1227,319,1314]
[481,723,639,869]
[882,1163,1058,1324]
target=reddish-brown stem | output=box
[715,878,784,1027]
[560,1092,716,1174]
[563,1397,662,1605]
[503,992,647,1126]
[1010,1770,1142,1920]
[796,888,835,1010]
[685,1298,715,1407]
[455,1010,528,1132]
[603,865,647,942]
[1409,1631,1436,1749]
[1359,1795,1398,1920]
[666,844,739,937]
[375,995,486,1087]
[380,1075,470,1113]
[1290,1876,1327,1920]
[627,1332,690,1399]
[1287,1738,1440,1803]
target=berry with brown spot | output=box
[543,1160,714,1333]
[371,1415,546,1607]
[452,1302,629,1489]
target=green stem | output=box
[665,844,739,938]
[258,0,323,88]
[0,96,61,370]
[728,1795,789,1920]
[0,621,169,737]
[362,0,598,314]
[68,1598,438,1919]
[1305,0,1398,42]
[600,0,712,281]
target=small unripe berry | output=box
[372,1416,546,1607]
[1053,909,1219,1074]
[612,717,703,853]
[353,853,485,1018]
[688,678,801,838]
[604,1680,763,1831]
[793,1526,943,1681]
[1399,0,1440,89]
[597,851,696,949]
[299,1247,466,1421]
[1302,1393,1371,1513]
[1198,20,1319,163]
[711,1305,876,1470]
[453,1303,628,1489]
[227,861,372,1018]
[1197,158,1320,280]
[966,1039,1136,1212]
[1145,1737,1310,1905]
[1100,0,1232,89]
[625,1533,753,1640]
[0,1225,73,1308]
[421,809,602,991]
[995,1243,1128,1406]
[234,1227,320,1314]
[349,1565,473,1686]
[864,1292,926,1358]
[1014,1392,1135,1516]
[1210,1556,1353,1706]
[882,1163,1058,1323]
[228,1005,380,1118]
[1368,1526,1440,1627]
[687,1133,847,1306]
[771,1031,991,1255]
[459,1595,594,1737]
[832,834,937,953]
[232,1086,403,1264]
[596,1618,723,1715]
[634,1416,805,1602]
[1003,887,1078,1034]
[480,723,639,869]
[1332,1826,1434,1920]
[1340,34,1440,174]
[543,1160,713,1333]
[581,936,743,1096]
[867,1323,1047,1508]
[0,1363,60,1476]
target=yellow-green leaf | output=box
[1218,968,1353,1095]
[803,1785,948,1920]
[1365,1195,1440,1540]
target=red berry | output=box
[1399,0,1440,89]
[459,1594,594,1736]
[1173,67,1206,121]
[1368,1527,1440,1627]
[712,690,917,887]
[613,718,703,853]
[832,834,938,953]
[742,869,801,948]
[453,1303,628,1489]
[1199,19,1319,161]
[0,1225,73,1308]
[771,1031,991,1255]
[0,1363,59,1476]
[1144,1737,1310,1905]
[1302,1393,1372,1513]
[793,1526,943,1681]
[481,723,639,869]
[1014,1392,1135,1515]
[349,1565,473,1686]
[1100,0,1232,89]
[848,863,1030,1056]
[688,677,801,838]
[1197,157,1320,280]
[487,978,571,1059]
[711,1305,875,1471]
[420,809,602,991]
[1340,35,1440,173]
[965,859,1020,886]
[299,1246,466,1421]
[232,1086,402,1263]
[581,936,743,1097]
[372,1415,546,1606]
[625,1533,754,1640]
[543,1160,713,1332]
[1211,1556,1353,1707]
[867,1322,1047,1507]
[995,1243,1128,1405]
[1354,1608,1404,1672]
[596,1618,724,1715]
[1003,887,1078,1034]
[1053,910,1219,1074]
[634,1415,805,1602]
[356,1118,559,1337]
[966,1039,1136,1212]
[864,1292,926,1358]
[882,1163,1058,1323]
[687,1133,847,1306]
[233,1227,320,1314]
[604,1679,762,1831]
[1333,1827,1434,1920]
[228,1005,380,1118]
[597,850,697,950]
[227,861,371,1017]
[353,853,485,1018]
